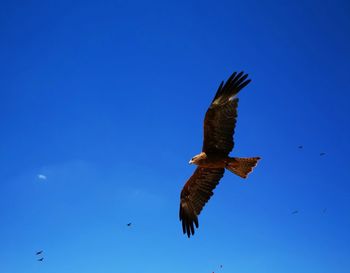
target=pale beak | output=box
[189,159,193,165]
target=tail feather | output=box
[226,157,260,178]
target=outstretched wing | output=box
[202,72,251,156]
[179,167,225,237]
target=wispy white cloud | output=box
[37,174,47,180]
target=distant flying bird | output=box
[179,72,261,238]
[291,210,299,214]
[320,152,326,156]
[298,145,303,149]
[36,250,43,255]
[37,257,44,262]
[127,222,132,227]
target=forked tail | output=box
[226,157,261,178]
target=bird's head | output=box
[189,152,206,165]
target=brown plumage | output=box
[179,71,261,238]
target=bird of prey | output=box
[127,222,132,227]
[298,145,303,149]
[37,258,44,262]
[320,152,326,156]
[179,71,261,237]
[36,250,43,255]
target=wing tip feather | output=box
[179,200,199,238]
[211,71,251,105]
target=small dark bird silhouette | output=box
[291,210,299,214]
[37,258,44,262]
[127,222,132,227]
[220,265,223,268]
[36,250,43,255]
[298,145,303,149]
[320,152,326,156]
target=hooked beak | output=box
[189,159,193,165]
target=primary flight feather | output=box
[179,71,261,238]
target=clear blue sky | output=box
[1,0,350,272]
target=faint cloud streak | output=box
[37,174,47,180]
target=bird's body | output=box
[189,152,231,168]
[179,71,260,237]
[189,152,259,172]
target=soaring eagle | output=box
[179,71,260,238]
